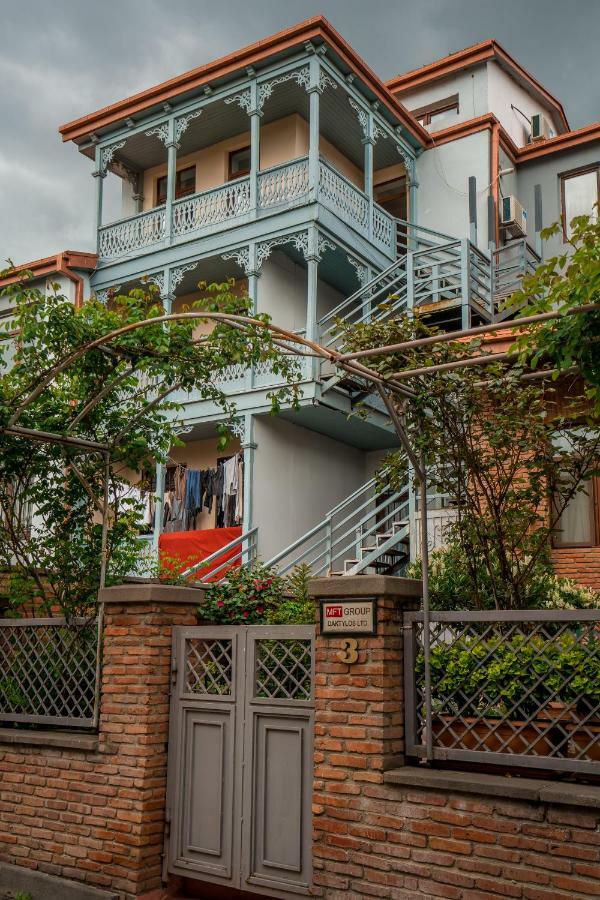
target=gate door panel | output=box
[167,624,314,897]
[243,628,314,895]
[167,627,241,887]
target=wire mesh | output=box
[0,619,98,727]
[406,611,600,772]
[254,638,313,701]
[185,637,233,695]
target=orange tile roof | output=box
[0,251,97,308]
[59,16,430,148]
[387,39,569,133]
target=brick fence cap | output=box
[99,581,207,606]
[309,574,422,600]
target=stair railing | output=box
[181,526,258,582]
[265,473,410,576]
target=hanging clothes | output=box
[184,469,202,530]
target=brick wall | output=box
[553,547,600,591]
[310,575,600,900]
[0,583,200,899]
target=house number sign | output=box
[320,598,377,636]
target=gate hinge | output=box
[165,806,171,825]
[171,657,178,686]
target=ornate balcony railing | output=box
[318,159,369,233]
[258,157,309,208]
[172,176,251,237]
[98,206,166,259]
[98,156,397,261]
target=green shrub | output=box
[408,543,599,611]
[198,562,315,626]
[417,632,600,718]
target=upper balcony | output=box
[98,154,399,264]
[83,49,421,278]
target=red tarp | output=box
[159,527,242,582]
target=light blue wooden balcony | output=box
[97,156,396,263]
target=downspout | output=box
[56,252,86,309]
[490,123,500,247]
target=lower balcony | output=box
[97,156,396,263]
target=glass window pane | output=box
[177,166,196,196]
[563,170,598,237]
[229,146,251,178]
[555,482,593,545]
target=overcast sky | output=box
[1,0,598,265]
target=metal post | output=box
[325,516,332,574]
[419,451,432,761]
[406,251,414,313]
[408,158,419,251]
[308,57,320,202]
[249,78,261,218]
[165,118,177,245]
[93,451,110,729]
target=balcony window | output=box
[412,94,459,127]
[561,164,599,239]
[228,146,251,180]
[156,165,196,206]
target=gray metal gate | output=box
[165,624,315,897]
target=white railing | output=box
[172,176,251,237]
[318,159,369,233]
[258,157,309,208]
[98,206,166,259]
[266,471,410,577]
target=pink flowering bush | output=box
[200,563,284,624]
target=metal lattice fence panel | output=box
[185,637,234,696]
[254,638,313,701]
[405,610,600,774]
[0,618,98,728]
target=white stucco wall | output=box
[486,61,560,147]
[416,130,491,247]
[251,416,366,561]
[257,252,344,332]
[400,68,488,131]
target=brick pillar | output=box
[98,582,202,898]
[309,575,421,897]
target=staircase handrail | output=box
[181,526,258,580]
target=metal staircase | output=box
[265,471,410,577]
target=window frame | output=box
[228,145,251,181]
[156,164,196,206]
[552,475,600,549]
[412,94,459,127]
[559,162,600,242]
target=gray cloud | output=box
[1,0,598,264]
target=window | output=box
[228,146,251,180]
[553,476,599,547]
[156,165,196,206]
[560,164,599,240]
[412,94,459,127]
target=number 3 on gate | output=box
[336,637,359,664]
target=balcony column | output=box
[247,243,260,390]
[305,227,320,379]
[241,414,256,536]
[364,114,375,242]
[151,268,173,557]
[249,78,261,218]
[308,56,321,202]
[92,145,106,254]
[164,117,177,245]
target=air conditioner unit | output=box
[500,196,527,238]
[530,113,554,142]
